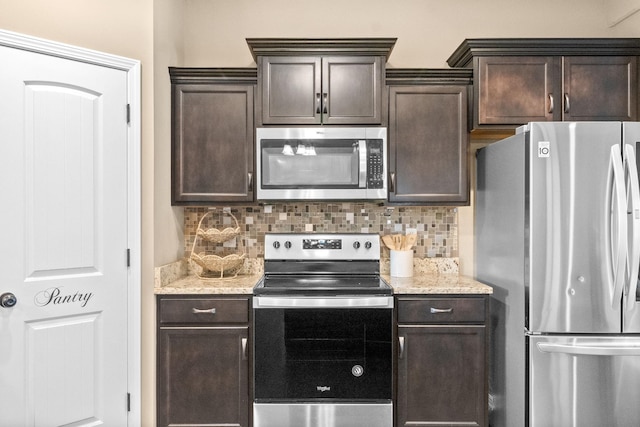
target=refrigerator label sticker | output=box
[538,141,550,158]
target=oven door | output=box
[253,296,393,402]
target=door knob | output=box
[0,292,17,308]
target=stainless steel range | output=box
[253,233,393,427]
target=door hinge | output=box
[127,393,131,412]
[126,249,131,267]
[126,104,131,124]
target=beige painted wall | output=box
[182,0,614,68]
[3,0,640,425]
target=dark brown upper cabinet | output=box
[170,68,255,205]
[447,39,640,133]
[247,38,396,126]
[387,69,472,205]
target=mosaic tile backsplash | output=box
[184,203,457,260]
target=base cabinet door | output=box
[396,296,488,427]
[157,296,250,427]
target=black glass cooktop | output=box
[253,274,393,296]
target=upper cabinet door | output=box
[388,85,469,205]
[260,56,322,125]
[322,56,384,125]
[172,83,255,205]
[448,39,640,133]
[476,56,557,126]
[562,56,638,121]
[259,55,384,125]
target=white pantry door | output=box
[0,39,132,426]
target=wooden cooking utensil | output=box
[392,234,403,250]
[382,234,396,250]
[404,233,417,251]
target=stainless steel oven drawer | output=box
[159,297,249,325]
[254,402,392,427]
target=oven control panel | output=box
[265,233,380,260]
[303,238,342,250]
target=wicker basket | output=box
[189,209,245,279]
[196,211,241,243]
[191,252,246,279]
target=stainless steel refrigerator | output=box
[476,122,640,427]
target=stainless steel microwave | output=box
[256,127,387,201]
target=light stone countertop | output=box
[154,258,492,295]
[383,274,492,294]
[154,273,260,295]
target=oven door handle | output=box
[253,296,394,309]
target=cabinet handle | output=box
[564,93,570,113]
[322,93,328,114]
[430,307,453,314]
[548,94,554,114]
[241,337,248,360]
[398,336,405,359]
[389,172,396,193]
[247,172,253,192]
[192,307,216,314]
[316,93,321,114]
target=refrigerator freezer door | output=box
[528,122,623,333]
[529,335,640,427]
[624,122,640,333]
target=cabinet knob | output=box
[548,94,554,114]
[322,93,328,114]
[564,93,570,113]
[316,93,321,114]
[247,172,253,192]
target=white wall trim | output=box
[0,28,142,427]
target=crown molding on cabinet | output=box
[246,38,397,62]
[447,38,640,68]
[168,67,257,85]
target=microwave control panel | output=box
[367,140,384,189]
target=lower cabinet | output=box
[396,296,489,427]
[157,295,250,427]
[156,293,488,427]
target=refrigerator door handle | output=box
[607,144,628,308]
[537,341,640,356]
[624,144,640,312]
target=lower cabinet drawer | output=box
[159,297,249,325]
[397,297,485,324]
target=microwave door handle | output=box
[358,140,367,188]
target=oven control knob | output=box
[352,365,364,377]
[273,241,280,249]
[364,241,372,250]
[284,241,292,249]
[353,241,361,249]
